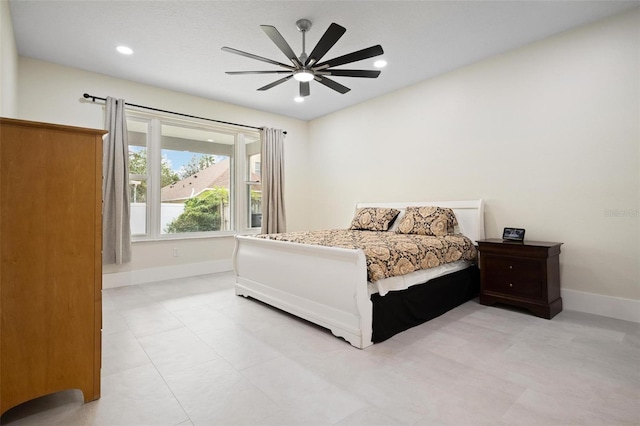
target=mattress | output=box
[368,259,474,296]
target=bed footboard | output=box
[233,235,373,348]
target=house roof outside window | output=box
[160,158,261,202]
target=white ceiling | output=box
[9,0,639,121]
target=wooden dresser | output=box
[477,238,563,319]
[0,118,105,415]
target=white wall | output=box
[0,0,18,117]
[12,9,639,320]
[309,10,640,302]
[17,58,309,281]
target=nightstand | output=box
[477,239,563,319]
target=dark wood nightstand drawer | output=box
[482,255,543,299]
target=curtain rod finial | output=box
[83,93,97,102]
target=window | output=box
[126,112,261,240]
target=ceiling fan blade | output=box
[261,25,303,68]
[300,81,310,97]
[258,75,294,91]
[325,69,381,78]
[305,23,346,67]
[222,47,294,70]
[226,71,292,75]
[315,76,351,94]
[314,45,384,70]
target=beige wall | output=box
[17,58,309,275]
[13,10,639,304]
[0,0,18,117]
[308,10,640,301]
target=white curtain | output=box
[260,128,286,234]
[103,97,132,264]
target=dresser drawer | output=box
[482,255,543,299]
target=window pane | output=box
[159,124,235,234]
[246,136,261,229]
[127,119,149,236]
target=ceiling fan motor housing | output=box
[296,19,312,32]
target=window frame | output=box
[126,110,261,241]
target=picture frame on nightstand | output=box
[502,227,525,241]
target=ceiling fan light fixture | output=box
[294,96,305,103]
[293,70,314,82]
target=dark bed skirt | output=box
[371,264,480,343]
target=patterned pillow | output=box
[349,207,400,231]
[395,206,458,236]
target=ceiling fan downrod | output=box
[296,19,312,65]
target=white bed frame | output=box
[233,200,484,349]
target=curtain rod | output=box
[82,93,286,134]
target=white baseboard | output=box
[562,288,640,323]
[102,259,233,289]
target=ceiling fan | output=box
[222,19,384,98]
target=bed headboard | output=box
[355,199,485,245]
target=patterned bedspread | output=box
[256,230,477,282]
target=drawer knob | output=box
[509,265,513,269]
[509,283,513,287]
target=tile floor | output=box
[2,271,639,426]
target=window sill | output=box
[132,231,238,243]
[131,227,262,243]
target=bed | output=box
[233,199,484,349]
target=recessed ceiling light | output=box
[294,97,304,103]
[374,59,387,68]
[116,45,133,55]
